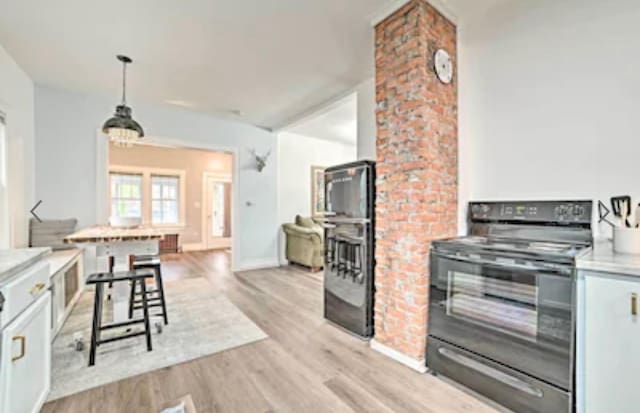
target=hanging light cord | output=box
[121,60,127,105]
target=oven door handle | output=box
[435,252,571,275]
[437,347,544,398]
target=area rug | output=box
[48,278,267,401]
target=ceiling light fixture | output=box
[102,55,144,147]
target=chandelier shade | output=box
[102,55,144,147]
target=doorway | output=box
[203,172,232,250]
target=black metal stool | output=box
[129,255,168,325]
[326,236,336,270]
[336,237,349,278]
[348,240,364,283]
[87,269,155,367]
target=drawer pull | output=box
[632,293,638,316]
[12,335,26,362]
[438,347,543,398]
[29,282,46,295]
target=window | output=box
[110,173,143,218]
[152,175,179,225]
[0,113,8,248]
[108,166,185,227]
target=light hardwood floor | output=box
[42,251,500,413]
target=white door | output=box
[583,273,640,413]
[204,176,231,250]
[0,292,52,413]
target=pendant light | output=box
[102,55,144,147]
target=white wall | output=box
[356,78,377,161]
[35,85,278,269]
[0,44,35,247]
[277,131,356,263]
[458,0,640,237]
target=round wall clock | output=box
[434,49,453,84]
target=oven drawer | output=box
[427,337,571,413]
[0,261,50,329]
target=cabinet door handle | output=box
[29,282,46,295]
[632,293,638,316]
[12,335,26,362]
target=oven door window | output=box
[446,270,540,341]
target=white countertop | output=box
[0,247,51,284]
[577,240,640,277]
[42,248,83,277]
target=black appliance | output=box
[322,160,375,338]
[427,200,593,413]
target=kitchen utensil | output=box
[611,196,632,227]
[598,200,616,227]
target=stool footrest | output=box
[132,302,163,310]
[134,289,160,295]
[98,331,147,345]
[100,318,146,330]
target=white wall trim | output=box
[275,91,358,133]
[181,242,206,252]
[236,258,280,272]
[95,131,109,225]
[201,171,233,250]
[369,0,458,27]
[370,339,427,373]
[0,109,9,249]
[96,132,241,271]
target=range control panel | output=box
[469,200,592,225]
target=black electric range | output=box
[428,200,593,413]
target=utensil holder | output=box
[613,226,640,255]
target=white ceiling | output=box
[0,0,503,130]
[287,93,357,145]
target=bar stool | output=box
[129,254,168,325]
[336,237,349,278]
[349,240,364,284]
[326,236,336,270]
[87,269,155,366]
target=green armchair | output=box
[282,215,324,271]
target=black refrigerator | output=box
[322,160,375,338]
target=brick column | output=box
[373,0,457,366]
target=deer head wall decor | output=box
[250,148,271,172]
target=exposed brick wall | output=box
[374,0,457,363]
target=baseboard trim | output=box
[181,243,206,252]
[235,259,280,272]
[370,339,427,373]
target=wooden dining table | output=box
[65,226,163,323]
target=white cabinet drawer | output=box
[0,261,50,328]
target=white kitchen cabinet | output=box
[51,270,66,333]
[0,292,51,413]
[579,271,640,413]
[46,249,84,338]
